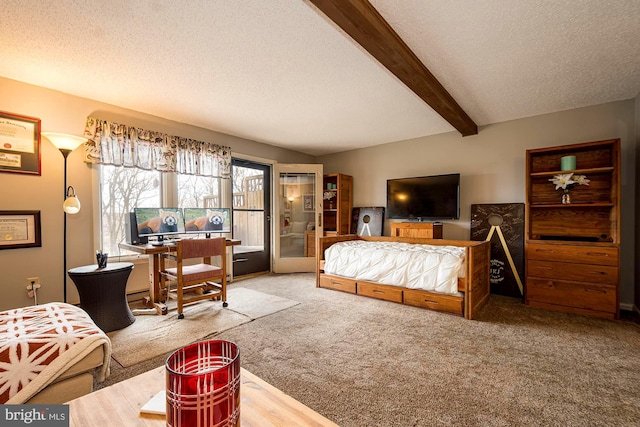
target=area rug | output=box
[108,287,299,367]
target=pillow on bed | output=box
[290,221,307,234]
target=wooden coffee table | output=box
[68,366,338,426]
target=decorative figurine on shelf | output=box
[549,173,590,204]
[323,190,336,209]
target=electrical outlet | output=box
[26,277,40,290]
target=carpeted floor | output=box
[107,287,299,367]
[101,273,640,426]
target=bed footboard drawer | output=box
[357,282,403,303]
[403,289,464,316]
[319,274,356,294]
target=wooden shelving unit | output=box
[322,174,353,235]
[525,139,620,319]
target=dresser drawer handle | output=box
[585,252,610,258]
[373,289,385,294]
[585,288,607,294]
[536,249,570,256]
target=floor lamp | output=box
[42,133,87,303]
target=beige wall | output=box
[1,76,637,312]
[0,77,314,311]
[320,100,637,308]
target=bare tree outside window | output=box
[232,167,248,204]
[177,174,221,208]
[100,165,161,255]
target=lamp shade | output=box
[42,132,87,151]
[63,186,81,214]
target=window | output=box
[177,173,222,209]
[99,165,162,256]
[87,117,232,256]
[98,166,227,256]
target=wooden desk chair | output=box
[160,238,227,319]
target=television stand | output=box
[390,222,443,239]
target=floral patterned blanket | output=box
[0,302,111,404]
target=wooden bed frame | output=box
[316,235,491,319]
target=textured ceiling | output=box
[1,0,639,156]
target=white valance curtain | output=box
[83,117,231,178]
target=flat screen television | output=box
[134,207,185,242]
[386,173,460,220]
[183,208,231,235]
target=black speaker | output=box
[125,212,147,245]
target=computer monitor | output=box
[184,208,231,236]
[133,207,185,242]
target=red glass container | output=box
[166,340,240,427]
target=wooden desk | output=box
[68,366,338,427]
[119,239,240,315]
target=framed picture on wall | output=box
[0,111,42,175]
[303,194,314,212]
[0,210,42,250]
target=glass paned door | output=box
[232,159,271,276]
[273,163,323,273]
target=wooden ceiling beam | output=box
[308,0,478,136]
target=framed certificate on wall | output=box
[0,210,42,249]
[0,111,41,175]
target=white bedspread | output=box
[323,240,465,295]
